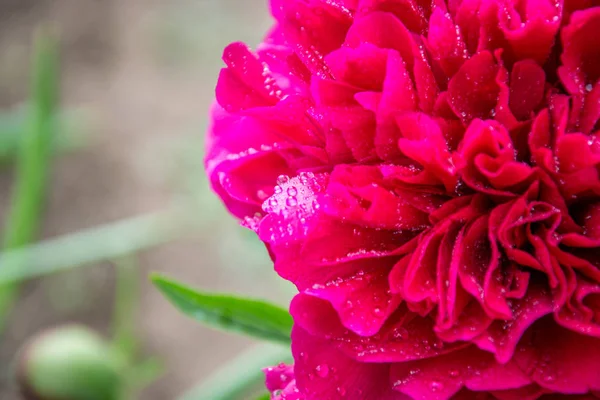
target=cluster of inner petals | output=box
[206,0,600,399]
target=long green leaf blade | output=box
[152,275,292,344]
[0,29,59,331]
[0,210,190,285]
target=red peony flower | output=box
[206,0,600,399]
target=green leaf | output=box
[151,275,292,344]
[0,28,59,332]
[0,210,191,285]
[255,394,271,400]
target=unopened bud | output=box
[18,324,122,400]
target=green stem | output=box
[111,255,141,400]
[128,356,164,392]
[0,29,58,332]
[112,255,139,361]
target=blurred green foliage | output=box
[0,4,293,397]
[0,30,59,332]
[0,106,87,165]
[0,30,165,400]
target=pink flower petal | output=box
[559,7,600,95]
[426,6,469,79]
[514,318,600,393]
[264,363,296,393]
[292,326,410,400]
[390,346,531,400]
[448,51,501,124]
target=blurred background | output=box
[0,0,294,399]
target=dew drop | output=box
[286,197,298,207]
[277,175,290,185]
[430,380,444,392]
[585,83,593,92]
[315,364,330,378]
[392,327,409,340]
[287,186,298,196]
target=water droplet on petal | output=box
[286,197,298,207]
[315,364,329,378]
[392,327,409,340]
[430,380,444,391]
[277,175,290,185]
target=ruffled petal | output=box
[292,326,410,400]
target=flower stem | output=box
[112,255,140,362]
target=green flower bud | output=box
[18,325,122,400]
